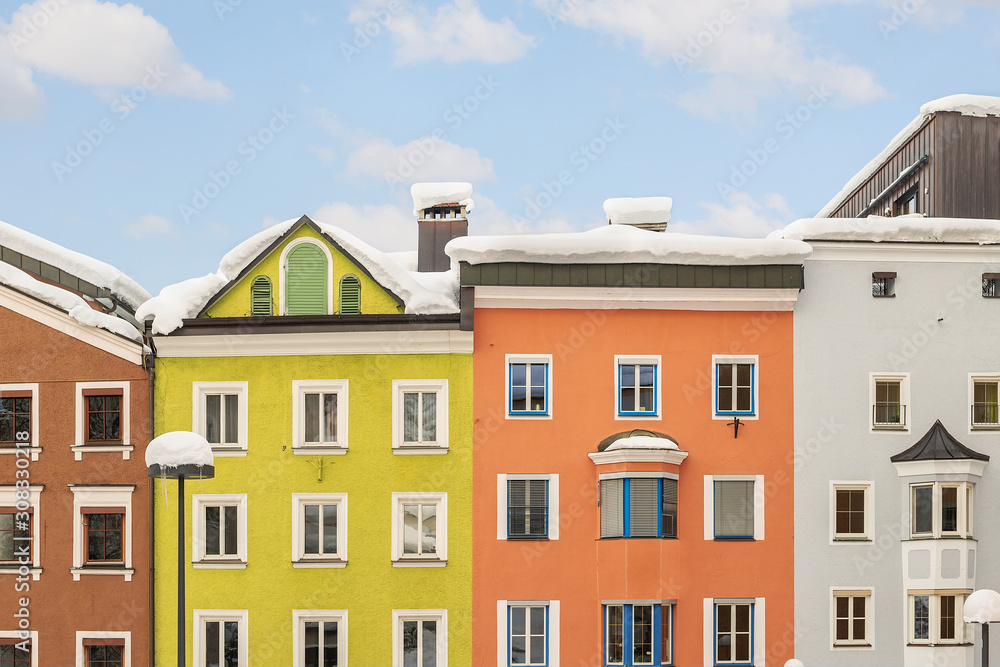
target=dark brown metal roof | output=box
[890,420,989,462]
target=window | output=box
[714,602,753,665]
[392,380,448,452]
[193,610,248,667]
[0,636,32,667]
[0,510,29,565]
[193,382,248,455]
[0,384,38,459]
[600,476,677,539]
[0,486,40,578]
[76,633,131,667]
[507,355,552,418]
[604,604,672,665]
[84,509,124,564]
[509,605,546,666]
[292,494,347,567]
[831,590,871,647]
[894,187,917,216]
[293,610,347,667]
[909,593,969,644]
[75,382,132,457]
[250,276,273,316]
[713,480,755,540]
[872,272,896,297]
[971,376,999,429]
[70,485,133,580]
[984,273,1000,298]
[285,241,330,315]
[392,610,447,667]
[192,495,247,568]
[712,356,757,418]
[391,493,446,566]
[870,373,908,431]
[497,475,559,541]
[910,482,974,539]
[292,381,348,452]
[830,483,872,542]
[86,393,122,444]
[339,275,361,314]
[616,356,660,418]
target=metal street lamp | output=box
[146,431,215,667]
[964,589,1000,667]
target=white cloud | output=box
[125,213,174,240]
[309,146,337,164]
[0,0,229,121]
[0,38,43,123]
[670,192,793,238]
[349,0,537,65]
[312,201,418,252]
[345,135,496,188]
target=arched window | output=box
[286,243,328,315]
[339,275,361,314]
[250,276,272,317]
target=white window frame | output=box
[703,475,764,541]
[291,493,347,567]
[908,593,970,645]
[392,379,449,453]
[75,631,131,667]
[279,237,335,315]
[391,492,447,566]
[292,609,347,667]
[869,372,909,433]
[0,631,37,667]
[392,609,447,667]
[614,355,662,420]
[497,600,559,667]
[292,380,349,454]
[0,383,40,460]
[909,481,974,539]
[192,494,248,568]
[506,355,553,420]
[711,355,758,420]
[193,381,248,456]
[968,373,1000,432]
[830,588,873,649]
[193,609,249,667]
[69,485,133,581]
[0,485,42,579]
[496,474,559,540]
[701,598,764,667]
[74,381,132,459]
[829,482,873,543]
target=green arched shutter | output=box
[286,243,327,315]
[339,275,361,314]
[250,276,272,316]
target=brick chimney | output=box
[412,182,473,272]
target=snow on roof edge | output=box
[772,215,1000,245]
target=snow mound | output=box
[0,261,142,341]
[922,94,1000,118]
[772,216,1000,244]
[963,589,1000,624]
[604,197,673,225]
[411,182,474,216]
[0,219,150,309]
[606,435,679,451]
[137,216,459,335]
[145,431,214,468]
[447,224,811,266]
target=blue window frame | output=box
[507,479,549,539]
[714,602,754,665]
[617,362,658,416]
[714,361,755,416]
[509,361,549,416]
[600,478,677,539]
[604,604,673,666]
[509,605,547,666]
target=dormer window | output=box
[872,272,896,298]
[280,239,333,316]
[894,186,918,216]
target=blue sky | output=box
[1,0,999,294]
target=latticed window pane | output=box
[836,489,866,535]
[942,487,958,532]
[606,605,624,664]
[941,596,956,640]
[717,363,753,413]
[0,396,31,443]
[973,381,999,425]
[874,381,902,425]
[510,363,548,413]
[914,596,930,640]
[633,605,653,665]
[87,395,121,442]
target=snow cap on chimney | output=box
[603,197,673,232]
[411,182,475,217]
[412,182,474,272]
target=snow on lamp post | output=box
[146,431,215,667]
[964,589,1000,667]
[783,660,805,667]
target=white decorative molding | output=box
[473,286,800,311]
[808,241,1000,264]
[154,330,474,357]
[588,449,689,466]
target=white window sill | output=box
[292,446,347,456]
[971,425,1000,431]
[506,413,552,420]
[71,444,133,461]
[0,446,41,461]
[833,643,873,650]
[0,565,41,580]
[832,536,872,543]
[392,559,447,568]
[392,446,449,456]
[210,448,248,457]
[71,567,134,581]
[292,559,347,569]
[192,560,247,569]
[615,413,661,421]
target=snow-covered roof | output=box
[0,260,142,341]
[605,434,679,451]
[137,216,459,335]
[447,224,811,266]
[818,95,1000,218]
[772,215,1000,245]
[603,197,673,225]
[0,219,150,309]
[411,182,475,216]
[145,430,214,468]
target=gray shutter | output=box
[715,480,754,537]
[527,479,548,536]
[508,479,526,536]
[250,276,272,316]
[662,478,678,537]
[601,479,624,538]
[286,244,327,315]
[629,478,659,537]
[339,275,361,314]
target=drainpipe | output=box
[145,321,156,667]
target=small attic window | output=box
[873,272,896,298]
[250,276,272,316]
[339,275,361,315]
[894,186,918,216]
[983,274,1000,298]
